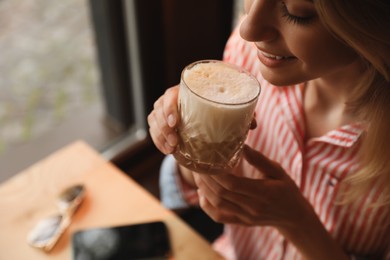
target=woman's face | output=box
[241,0,359,86]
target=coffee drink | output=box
[174,60,260,174]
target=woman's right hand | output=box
[147,86,180,155]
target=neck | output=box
[303,60,364,139]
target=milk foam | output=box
[183,62,259,104]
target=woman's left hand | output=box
[194,144,312,229]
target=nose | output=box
[239,0,278,42]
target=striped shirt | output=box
[161,27,390,259]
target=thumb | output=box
[242,145,285,179]
[249,115,257,130]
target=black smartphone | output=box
[71,221,172,260]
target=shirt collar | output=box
[276,84,365,148]
[310,123,365,147]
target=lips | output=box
[257,50,296,68]
[261,51,294,60]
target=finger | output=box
[162,86,180,127]
[148,107,177,153]
[242,145,285,179]
[148,114,175,154]
[202,173,263,198]
[195,174,248,214]
[198,189,249,225]
[195,174,250,204]
[149,129,174,154]
[148,89,179,147]
[153,103,178,147]
[249,116,257,130]
[204,174,283,223]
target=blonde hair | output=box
[315,0,390,206]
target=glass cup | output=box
[173,60,260,174]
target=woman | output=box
[147,0,390,259]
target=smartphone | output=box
[71,221,172,260]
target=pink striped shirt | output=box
[178,28,390,259]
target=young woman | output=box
[147,0,390,259]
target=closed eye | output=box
[280,2,315,26]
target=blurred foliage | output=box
[0,0,101,154]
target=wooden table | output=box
[0,141,222,259]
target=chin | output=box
[260,69,306,87]
[262,74,301,87]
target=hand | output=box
[194,144,312,229]
[147,86,180,154]
[195,146,349,259]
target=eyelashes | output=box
[280,2,315,26]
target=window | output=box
[0,0,234,181]
[87,0,234,174]
[0,0,124,180]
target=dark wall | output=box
[90,0,234,129]
[161,0,234,87]
[135,0,234,115]
[89,0,234,170]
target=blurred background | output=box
[0,0,101,151]
[0,0,106,179]
[0,0,245,244]
[0,0,243,186]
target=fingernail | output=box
[167,114,176,127]
[164,142,174,154]
[194,174,200,185]
[167,134,177,146]
[197,190,206,206]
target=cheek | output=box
[323,41,357,67]
[292,29,357,73]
